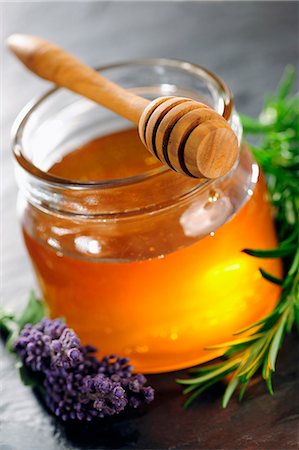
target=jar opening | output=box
[12,58,236,191]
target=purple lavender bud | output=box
[93,399,105,411]
[143,386,155,403]
[98,354,132,378]
[67,348,82,363]
[129,396,141,409]
[42,318,67,339]
[82,376,93,390]
[76,411,84,420]
[96,376,111,394]
[128,378,142,393]
[51,340,62,353]
[136,374,147,384]
[113,385,125,399]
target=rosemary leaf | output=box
[238,381,249,401]
[177,358,240,386]
[259,268,284,286]
[183,379,219,408]
[205,334,264,350]
[222,376,239,408]
[268,313,288,371]
[242,246,295,258]
[265,373,274,396]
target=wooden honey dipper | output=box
[7,34,239,179]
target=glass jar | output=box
[13,59,281,373]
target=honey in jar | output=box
[14,60,281,373]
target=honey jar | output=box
[13,59,281,373]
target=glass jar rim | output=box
[12,57,234,190]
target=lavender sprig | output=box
[1,294,154,421]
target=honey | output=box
[22,128,282,373]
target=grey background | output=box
[1,2,299,449]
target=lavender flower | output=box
[98,354,133,377]
[43,367,128,421]
[98,354,154,408]
[14,319,83,371]
[14,319,154,421]
[113,373,155,409]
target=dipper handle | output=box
[6,34,149,125]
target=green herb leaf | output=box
[239,114,274,134]
[238,381,249,401]
[1,293,47,389]
[259,268,284,286]
[268,313,287,371]
[242,246,295,258]
[277,65,296,100]
[17,290,47,329]
[183,378,221,408]
[16,361,39,388]
[5,327,21,353]
[222,376,239,408]
[0,311,16,334]
[1,291,47,354]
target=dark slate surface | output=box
[1,2,299,449]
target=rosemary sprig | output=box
[177,66,299,408]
